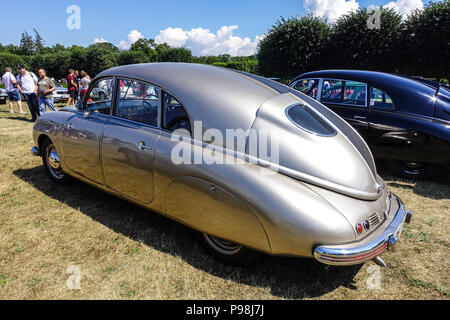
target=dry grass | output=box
[0,102,448,300]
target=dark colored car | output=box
[290,70,450,179]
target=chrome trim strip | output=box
[313,195,409,266]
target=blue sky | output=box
[0,0,436,56]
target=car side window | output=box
[370,87,395,110]
[84,78,113,114]
[343,81,367,106]
[162,93,191,134]
[292,79,319,99]
[320,79,344,103]
[115,79,160,127]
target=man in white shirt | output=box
[16,65,39,121]
[1,67,25,114]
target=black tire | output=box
[198,232,259,267]
[41,138,72,184]
[386,160,439,180]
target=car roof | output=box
[97,63,279,134]
[293,70,437,116]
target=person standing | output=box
[66,69,78,106]
[37,69,56,114]
[79,70,91,101]
[1,67,25,114]
[16,65,39,121]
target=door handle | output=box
[354,116,366,121]
[138,141,152,151]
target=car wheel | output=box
[199,233,259,266]
[41,138,72,184]
[386,160,439,180]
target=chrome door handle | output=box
[354,116,366,121]
[138,142,152,151]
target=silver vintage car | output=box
[31,63,412,267]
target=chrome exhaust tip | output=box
[373,256,387,268]
[405,211,413,224]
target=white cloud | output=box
[303,0,359,22]
[93,37,108,44]
[118,30,144,50]
[155,25,261,56]
[385,0,423,17]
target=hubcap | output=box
[203,233,242,255]
[402,162,425,175]
[46,144,64,179]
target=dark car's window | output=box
[84,78,113,114]
[321,80,344,103]
[115,79,160,127]
[370,87,395,110]
[292,79,319,99]
[162,93,191,134]
[343,81,367,106]
[286,104,336,137]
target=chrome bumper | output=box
[31,146,40,157]
[313,196,412,266]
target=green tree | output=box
[400,0,450,79]
[257,16,332,79]
[117,51,148,65]
[33,29,44,54]
[19,31,34,55]
[0,53,26,73]
[329,7,403,72]
[158,47,193,62]
[130,38,157,61]
[85,46,117,76]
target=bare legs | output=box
[8,100,25,114]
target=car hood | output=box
[248,92,383,200]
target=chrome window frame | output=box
[111,76,162,130]
[82,76,115,115]
[368,86,396,111]
[319,78,369,108]
[290,78,321,100]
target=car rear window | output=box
[286,104,337,137]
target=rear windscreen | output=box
[286,104,337,137]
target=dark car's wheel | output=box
[41,138,72,184]
[386,160,439,180]
[198,233,259,266]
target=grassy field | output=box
[0,102,448,300]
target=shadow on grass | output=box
[376,161,450,200]
[14,166,362,299]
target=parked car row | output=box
[31,63,413,268]
[0,83,69,104]
[290,70,450,179]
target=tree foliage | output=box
[400,0,450,79]
[258,16,332,79]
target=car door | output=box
[319,79,369,138]
[101,78,160,204]
[60,77,114,184]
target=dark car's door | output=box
[366,86,435,163]
[60,77,114,184]
[319,79,369,138]
[101,78,160,204]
